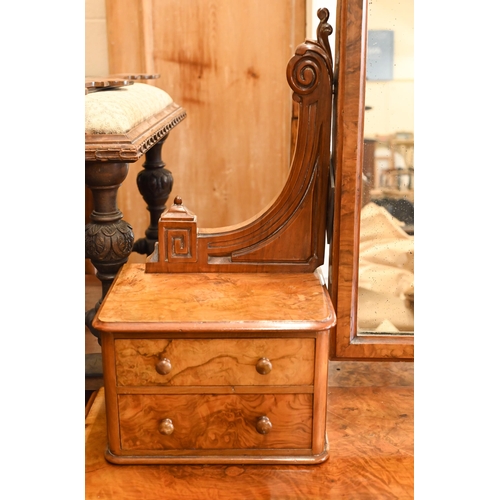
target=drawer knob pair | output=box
[155,357,172,375]
[159,416,271,436]
[255,357,272,375]
[158,418,174,435]
[157,357,270,376]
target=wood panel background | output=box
[103,0,306,263]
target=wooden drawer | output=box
[118,393,313,451]
[115,338,315,387]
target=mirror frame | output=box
[328,0,414,361]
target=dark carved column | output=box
[85,161,134,340]
[133,137,174,256]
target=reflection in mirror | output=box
[358,0,414,335]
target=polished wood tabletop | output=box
[93,264,335,330]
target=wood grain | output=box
[312,331,329,455]
[329,360,414,387]
[93,264,336,331]
[95,264,333,464]
[143,17,334,273]
[86,381,413,499]
[105,0,305,253]
[115,338,315,387]
[117,393,313,452]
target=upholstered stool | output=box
[85,80,186,339]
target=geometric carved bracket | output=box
[156,197,198,263]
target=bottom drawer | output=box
[118,393,313,451]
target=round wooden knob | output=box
[158,418,174,435]
[155,358,172,375]
[255,357,272,375]
[256,416,272,434]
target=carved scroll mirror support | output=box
[146,9,335,275]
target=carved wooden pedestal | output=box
[85,161,134,338]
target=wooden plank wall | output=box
[104,0,306,263]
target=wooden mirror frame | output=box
[328,0,414,361]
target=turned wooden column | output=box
[133,136,174,256]
[85,83,186,342]
[85,160,134,340]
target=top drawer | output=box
[114,337,315,387]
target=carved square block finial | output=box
[157,197,198,263]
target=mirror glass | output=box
[358,0,414,336]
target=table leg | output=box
[133,137,174,256]
[85,160,134,341]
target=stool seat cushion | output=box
[85,83,173,135]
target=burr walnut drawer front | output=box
[114,338,315,387]
[118,393,313,451]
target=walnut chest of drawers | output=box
[92,263,336,465]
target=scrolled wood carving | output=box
[146,9,334,273]
[288,56,321,97]
[316,7,333,65]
